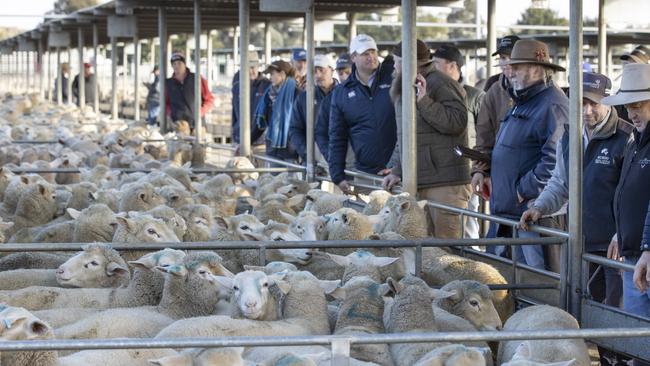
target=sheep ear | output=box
[273,279,292,295]
[212,263,235,278]
[329,287,347,300]
[20,176,29,184]
[181,161,191,169]
[3,315,28,330]
[279,210,296,223]
[287,194,305,208]
[139,192,147,200]
[309,182,319,189]
[156,264,187,277]
[326,253,350,267]
[377,283,392,297]
[67,208,82,220]
[371,256,400,267]
[37,183,47,195]
[106,262,129,277]
[245,197,260,207]
[512,341,532,360]
[367,233,381,240]
[399,200,411,212]
[116,216,136,233]
[386,277,403,295]
[211,275,234,290]
[430,288,456,300]
[341,213,349,224]
[25,319,51,339]
[318,279,341,295]
[214,216,229,230]
[417,200,428,209]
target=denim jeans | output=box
[623,256,650,318]
[147,104,160,125]
[493,224,547,270]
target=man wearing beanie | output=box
[165,52,214,133]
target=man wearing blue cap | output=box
[520,72,632,309]
[292,48,307,89]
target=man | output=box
[54,62,70,104]
[519,72,631,310]
[289,54,338,163]
[621,45,650,65]
[231,51,271,146]
[292,48,307,89]
[335,53,352,82]
[145,65,160,125]
[328,34,396,193]
[381,39,469,239]
[431,44,484,239]
[471,35,519,201]
[165,52,215,133]
[601,63,650,324]
[488,40,568,270]
[72,62,98,107]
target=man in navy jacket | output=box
[328,34,396,193]
[231,51,271,145]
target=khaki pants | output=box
[418,184,472,239]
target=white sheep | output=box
[148,347,246,366]
[433,280,502,331]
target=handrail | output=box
[0,328,648,352]
[583,253,635,272]
[251,153,307,171]
[7,167,301,174]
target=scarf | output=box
[255,77,297,149]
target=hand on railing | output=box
[607,234,621,262]
[519,207,542,231]
[634,251,650,293]
[338,180,353,195]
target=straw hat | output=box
[601,63,650,106]
[501,39,565,72]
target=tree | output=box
[53,0,100,14]
[447,0,477,39]
[0,27,21,42]
[514,7,569,35]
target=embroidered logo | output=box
[594,148,611,165]
[348,91,356,98]
[601,148,609,156]
[640,158,650,169]
[379,84,391,89]
[535,49,547,62]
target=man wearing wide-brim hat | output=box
[381,39,470,239]
[485,39,568,270]
[601,63,650,323]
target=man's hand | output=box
[382,174,401,191]
[415,74,427,102]
[519,207,542,231]
[471,172,491,200]
[233,144,241,156]
[377,168,391,176]
[607,235,620,261]
[338,180,353,194]
[633,251,650,293]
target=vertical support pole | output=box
[206,30,213,89]
[93,23,99,114]
[193,0,202,143]
[401,0,417,196]
[606,46,613,78]
[38,40,44,100]
[150,38,156,68]
[158,6,168,131]
[66,47,72,105]
[568,0,584,320]
[597,0,606,74]
[475,0,481,38]
[56,48,62,105]
[238,0,251,157]
[264,21,272,65]
[25,51,30,93]
[47,49,53,102]
[348,12,357,42]
[185,38,191,70]
[302,16,307,49]
[111,37,118,120]
[486,0,496,77]
[305,1,315,182]
[122,42,127,105]
[233,26,239,69]
[78,27,86,109]
[134,35,140,121]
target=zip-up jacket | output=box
[614,126,650,257]
[289,81,337,161]
[165,71,215,127]
[232,72,271,144]
[328,59,396,184]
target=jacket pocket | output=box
[418,145,436,175]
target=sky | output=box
[0,0,646,32]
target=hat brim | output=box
[502,59,566,72]
[601,91,650,106]
[491,49,511,57]
[583,91,605,103]
[620,54,645,64]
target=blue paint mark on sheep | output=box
[346,303,382,322]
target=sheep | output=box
[249,193,303,224]
[112,213,180,262]
[145,205,188,240]
[55,243,129,288]
[1,175,32,217]
[287,210,327,241]
[212,213,265,242]
[90,188,121,212]
[148,348,246,366]
[65,181,98,210]
[176,204,214,242]
[303,189,348,215]
[361,189,392,215]
[0,269,60,290]
[380,193,428,239]
[0,249,186,311]
[68,204,118,243]
[163,163,195,192]
[0,251,70,271]
[433,280,502,331]
[325,250,400,284]
[413,344,490,366]
[497,305,590,366]
[32,220,75,243]
[326,207,374,241]
[11,181,58,235]
[244,261,299,274]
[0,166,15,201]
[330,276,394,365]
[0,218,14,242]
[157,185,194,209]
[118,181,165,212]
[55,251,233,340]
[212,270,290,321]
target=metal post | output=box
[93,23,99,114]
[597,0,606,74]
[233,26,239,69]
[38,40,44,100]
[264,21,271,64]
[348,12,357,42]
[25,51,30,93]
[401,0,417,196]
[122,42,127,106]
[194,0,202,143]
[206,30,213,90]
[305,2,315,182]
[606,45,613,78]
[185,39,191,70]
[110,37,118,120]
[150,38,156,68]
[56,48,62,105]
[47,49,52,102]
[238,0,251,157]
[475,0,481,39]
[158,7,168,131]
[486,0,496,77]
[568,0,584,320]
[302,16,307,49]
[66,48,72,105]
[134,36,140,121]
[78,27,85,109]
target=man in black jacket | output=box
[601,64,650,326]
[72,63,98,107]
[231,51,271,146]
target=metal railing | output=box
[7,167,302,174]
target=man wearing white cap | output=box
[289,54,338,162]
[328,34,396,193]
[601,63,650,325]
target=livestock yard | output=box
[0,0,649,365]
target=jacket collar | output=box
[509,79,550,104]
[590,107,620,140]
[344,58,393,89]
[632,124,650,148]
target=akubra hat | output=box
[601,63,650,106]
[501,39,565,72]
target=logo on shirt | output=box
[379,84,391,89]
[347,91,356,99]
[640,158,650,169]
[601,148,609,156]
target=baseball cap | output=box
[314,54,335,69]
[583,72,612,103]
[170,52,185,64]
[292,48,307,61]
[432,44,464,67]
[349,34,377,55]
[492,35,520,56]
[336,53,352,69]
[248,51,260,67]
[620,45,650,64]
[263,60,295,76]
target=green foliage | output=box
[447,0,477,39]
[514,7,569,35]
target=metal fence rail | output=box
[7,167,302,174]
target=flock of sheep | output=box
[0,94,592,366]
